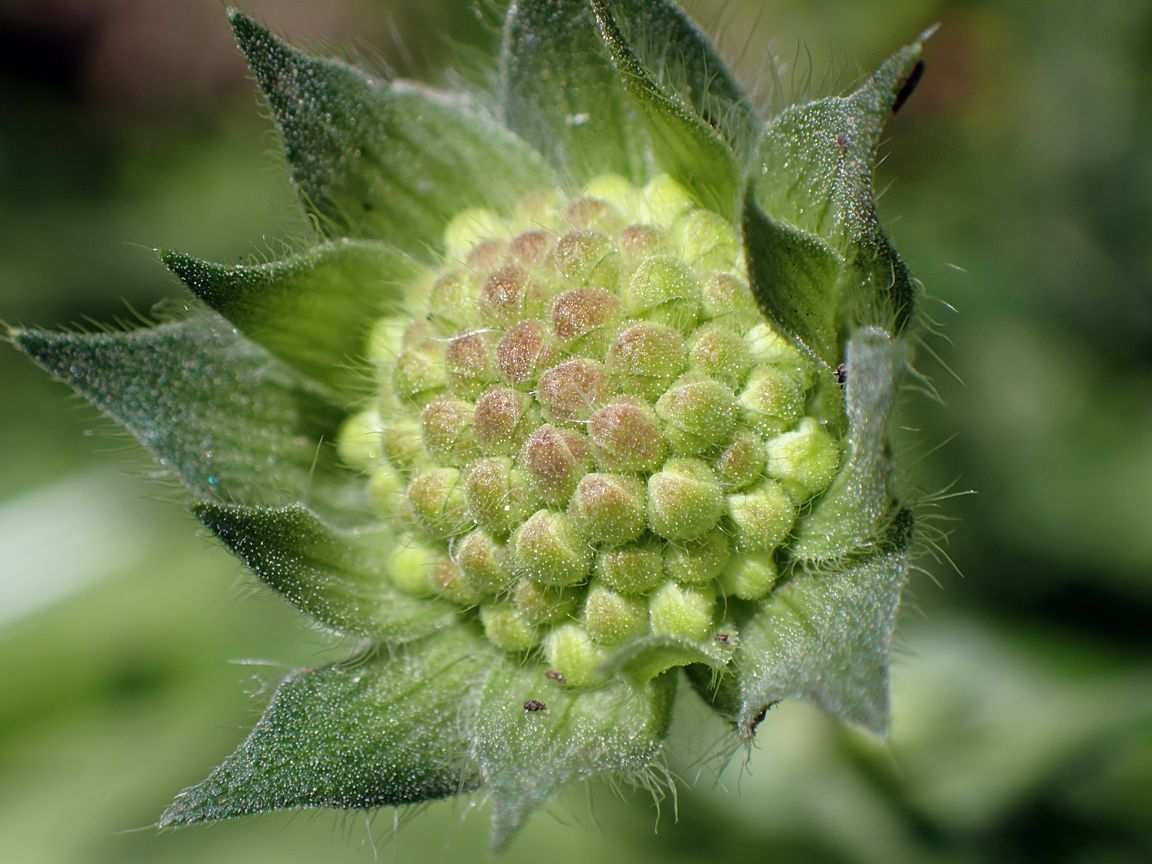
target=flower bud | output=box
[480,602,538,653]
[587,396,664,473]
[551,230,622,289]
[726,479,796,552]
[421,396,477,465]
[716,551,778,601]
[495,320,558,388]
[689,324,753,389]
[674,208,741,271]
[739,365,806,435]
[549,287,621,355]
[509,229,552,266]
[513,577,579,626]
[638,174,695,225]
[388,533,438,596]
[581,174,635,217]
[393,334,447,405]
[473,386,539,456]
[536,358,611,423]
[444,207,507,261]
[431,559,481,606]
[407,467,470,540]
[701,272,760,329]
[765,417,842,503]
[624,255,702,332]
[648,582,715,643]
[582,583,649,646]
[605,322,687,400]
[480,265,533,326]
[646,458,723,540]
[380,415,425,472]
[594,542,665,595]
[619,223,668,260]
[715,431,766,490]
[456,529,515,595]
[564,196,624,233]
[568,473,647,546]
[663,533,730,586]
[444,329,497,398]
[512,509,592,586]
[543,623,607,688]
[518,424,590,505]
[336,407,383,471]
[366,468,404,516]
[427,271,479,331]
[462,457,539,536]
[655,374,739,455]
[745,322,809,371]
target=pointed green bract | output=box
[791,327,901,560]
[726,514,913,736]
[603,633,734,687]
[754,38,926,336]
[501,0,651,184]
[743,190,842,370]
[471,666,675,851]
[159,630,488,826]
[164,242,420,403]
[230,11,555,256]
[194,503,456,642]
[588,0,741,219]
[10,315,349,510]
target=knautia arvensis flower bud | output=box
[9,0,937,851]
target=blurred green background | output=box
[2,0,1150,861]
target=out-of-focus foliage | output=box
[1,1,1149,862]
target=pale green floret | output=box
[624,256,702,333]
[582,584,650,646]
[444,208,508,261]
[655,374,738,455]
[512,510,592,586]
[716,431,766,491]
[765,417,842,503]
[739,364,806,435]
[480,602,539,653]
[366,315,407,368]
[380,415,425,472]
[427,271,479,332]
[701,272,761,329]
[663,533,730,585]
[388,534,438,596]
[674,208,742,271]
[431,560,481,606]
[513,577,579,626]
[462,457,540,536]
[688,324,753,389]
[407,467,470,539]
[581,174,637,219]
[716,551,778,601]
[567,473,647,546]
[336,407,383,471]
[637,174,696,225]
[393,337,448,405]
[745,322,809,369]
[552,230,622,289]
[421,397,477,465]
[646,458,723,540]
[726,479,796,552]
[595,542,665,595]
[366,469,404,516]
[648,582,715,643]
[544,623,608,687]
[456,529,516,595]
[604,322,688,400]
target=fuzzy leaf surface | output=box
[231,11,555,256]
[194,502,456,642]
[754,38,927,336]
[589,0,741,218]
[159,629,490,826]
[10,315,349,509]
[165,242,420,403]
[501,0,651,184]
[470,664,675,850]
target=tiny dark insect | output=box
[524,699,547,712]
[836,132,849,148]
[836,363,848,388]
[545,670,566,683]
[749,699,781,733]
[714,632,731,644]
[892,59,925,114]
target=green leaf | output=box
[610,0,761,166]
[194,502,456,642]
[742,189,842,370]
[159,629,490,826]
[10,315,351,510]
[791,326,901,561]
[588,0,741,219]
[230,11,556,256]
[717,511,913,736]
[603,633,734,687]
[470,664,675,850]
[755,37,928,335]
[501,0,651,184]
[164,241,420,403]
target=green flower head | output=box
[11,0,933,851]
